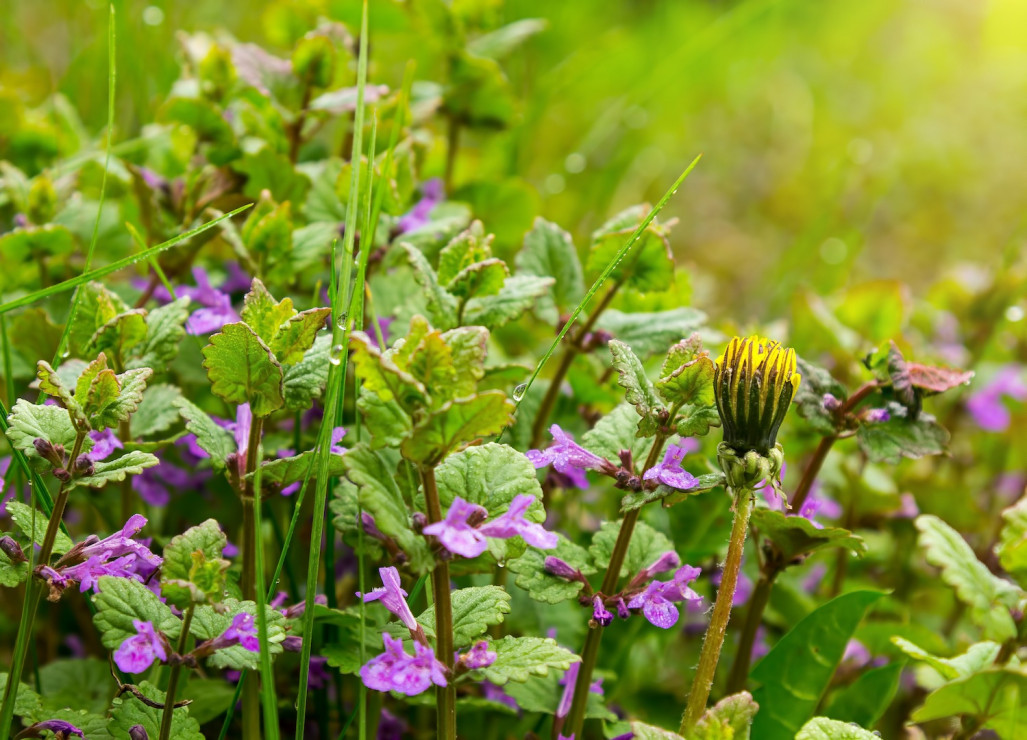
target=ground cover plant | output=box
[1,1,1026,738]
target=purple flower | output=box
[220,262,253,294]
[55,515,162,595]
[114,619,168,673]
[796,488,842,529]
[330,426,348,455]
[478,494,558,549]
[87,429,122,462]
[643,443,699,491]
[397,179,444,233]
[222,612,260,652]
[422,497,489,558]
[459,640,497,669]
[864,408,890,423]
[642,551,681,578]
[360,633,447,696]
[308,656,331,689]
[627,565,702,629]
[526,425,612,489]
[223,538,239,558]
[544,557,580,580]
[822,393,842,411]
[175,267,241,335]
[592,595,613,626]
[377,708,409,740]
[358,567,418,631]
[133,454,208,507]
[482,680,519,711]
[20,719,84,738]
[556,662,600,719]
[967,365,1027,431]
[896,492,919,518]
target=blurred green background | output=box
[3,0,1026,321]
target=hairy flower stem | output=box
[561,435,667,739]
[680,486,754,734]
[240,415,265,740]
[529,282,620,450]
[421,465,456,740]
[159,605,195,740]
[0,430,86,737]
[724,381,881,692]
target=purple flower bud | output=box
[33,437,63,466]
[591,595,613,627]
[459,640,497,669]
[129,724,149,740]
[864,408,890,423]
[74,454,95,476]
[613,597,631,620]
[361,512,385,540]
[282,635,303,652]
[411,512,428,532]
[53,467,71,482]
[644,551,681,577]
[543,556,579,580]
[0,535,27,564]
[821,393,842,411]
[21,719,84,738]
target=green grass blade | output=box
[252,442,280,739]
[51,2,117,364]
[504,154,703,432]
[0,204,252,315]
[295,2,370,735]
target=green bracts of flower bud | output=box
[714,335,801,454]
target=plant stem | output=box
[158,605,195,740]
[240,415,265,740]
[119,419,133,522]
[421,465,456,740]
[561,435,666,739]
[680,486,754,734]
[529,282,620,450]
[0,430,86,737]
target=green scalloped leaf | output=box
[400,392,514,466]
[92,576,181,650]
[750,508,866,562]
[590,519,674,579]
[72,451,160,490]
[5,501,73,555]
[609,339,663,437]
[108,680,203,740]
[126,296,192,370]
[508,533,596,604]
[201,322,284,417]
[173,396,235,469]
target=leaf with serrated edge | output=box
[689,691,759,740]
[201,322,284,417]
[590,519,673,579]
[190,600,286,670]
[403,243,458,330]
[131,384,182,437]
[609,339,663,437]
[283,333,331,410]
[36,360,80,416]
[916,514,1021,641]
[508,533,595,604]
[126,296,191,370]
[412,586,511,646]
[72,451,160,490]
[174,397,234,469]
[4,399,90,465]
[240,278,296,346]
[6,501,73,554]
[350,331,428,408]
[0,674,43,721]
[446,258,508,298]
[92,576,181,649]
[795,718,879,740]
[474,636,578,685]
[435,443,544,515]
[890,636,1001,681]
[462,275,555,329]
[245,450,346,489]
[595,307,707,357]
[272,307,331,364]
[857,412,948,463]
[88,308,148,359]
[516,217,585,319]
[0,550,29,587]
[93,367,152,429]
[1000,495,1027,584]
[400,392,515,466]
[109,680,203,740]
[162,519,227,583]
[750,509,866,562]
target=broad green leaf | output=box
[91,367,152,429]
[236,146,308,202]
[793,358,848,435]
[435,443,543,513]
[795,718,880,740]
[37,658,114,716]
[621,472,725,512]
[338,445,433,574]
[750,590,884,740]
[5,398,86,466]
[689,691,759,740]
[501,671,614,719]
[356,391,413,449]
[6,501,73,554]
[446,258,508,299]
[581,403,651,467]
[590,519,674,579]
[508,533,596,604]
[516,217,585,319]
[632,722,685,740]
[245,450,347,490]
[0,549,29,587]
[282,333,331,410]
[916,514,1020,641]
[462,275,555,329]
[911,667,1027,738]
[0,673,43,721]
[109,680,204,740]
[890,637,1001,681]
[87,308,148,360]
[350,331,428,409]
[750,509,866,562]
[474,636,578,685]
[159,96,237,149]
[161,519,229,608]
[413,586,511,647]
[126,296,191,370]
[272,307,331,364]
[998,495,1027,584]
[92,575,181,649]
[71,451,160,490]
[400,392,515,466]
[36,360,80,416]
[822,662,903,728]
[467,18,547,59]
[65,282,129,355]
[609,339,663,437]
[440,325,489,389]
[130,383,182,438]
[595,307,707,357]
[406,332,460,407]
[190,600,286,670]
[857,412,949,463]
[240,278,296,345]
[586,204,675,293]
[173,397,235,469]
[403,243,458,330]
[84,368,121,427]
[656,345,719,437]
[176,678,239,726]
[74,353,109,407]
[437,221,492,283]
[201,322,285,416]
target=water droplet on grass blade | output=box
[512,383,528,402]
[329,345,344,365]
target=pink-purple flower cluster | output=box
[423,494,558,558]
[526,425,616,489]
